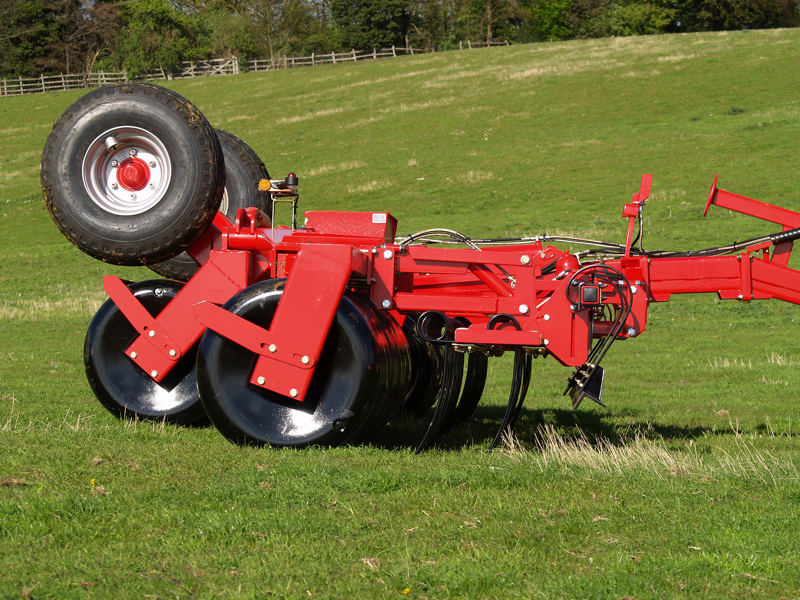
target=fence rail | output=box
[0,41,507,98]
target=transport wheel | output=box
[41,83,224,265]
[149,129,271,281]
[196,279,412,447]
[84,279,205,425]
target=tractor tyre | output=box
[41,83,224,265]
[148,129,271,281]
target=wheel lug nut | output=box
[149,161,156,168]
[130,194,136,200]
[129,149,137,157]
[111,182,118,189]
[111,160,118,167]
[149,183,155,189]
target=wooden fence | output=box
[248,46,424,72]
[0,42,508,98]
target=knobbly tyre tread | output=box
[40,83,225,265]
[148,129,271,281]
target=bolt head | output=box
[543,314,550,321]
[149,161,156,168]
[268,344,277,353]
[631,285,638,294]
[520,255,531,265]
[540,252,546,259]
[301,355,310,365]
[570,304,577,312]
[150,370,159,378]
[111,160,118,167]
[381,299,392,309]
[130,194,136,200]
[129,149,137,157]
[149,183,155,189]
[111,182,118,189]
[543,339,550,346]
[627,328,636,336]
[169,349,176,357]
[257,376,266,385]
[519,304,529,314]
[290,389,299,398]
[148,330,156,338]
[130,352,137,359]
[383,250,394,260]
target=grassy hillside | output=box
[1,29,800,599]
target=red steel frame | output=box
[104,175,800,402]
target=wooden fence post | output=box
[459,41,463,50]
[312,53,315,66]
[352,49,356,61]
[392,45,396,57]
[468,40,472,49]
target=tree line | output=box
[2,0,798,78]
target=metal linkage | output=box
[83,172,800,450]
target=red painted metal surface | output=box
[102,175,800,402]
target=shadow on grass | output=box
[369,404,711,452]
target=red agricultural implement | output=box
[41,83,800,451]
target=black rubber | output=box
[41,83,225,265]
[149,129,271,281]
[84,279,206,425]
[399,316,444,415]
[196,279,412,448]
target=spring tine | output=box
[489,347,525,451]
[450,352,489,428]
[415,345,465,453]
[508,353,533,430]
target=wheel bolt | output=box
[149,161,156,168]
[111,182,118,189]
[290,389,299,398]
[111,160,118,168]
[129,149,137,157]
[257,376,266,385]
[130,194,136,200]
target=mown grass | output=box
[1,29,800,599]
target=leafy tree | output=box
[114,0,208,76]
[331,0,406,49]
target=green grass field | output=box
[2,29,800,599]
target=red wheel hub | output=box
[117,157,150,191]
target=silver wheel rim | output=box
[81,126,173,216]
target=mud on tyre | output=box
[40,83,225,265]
